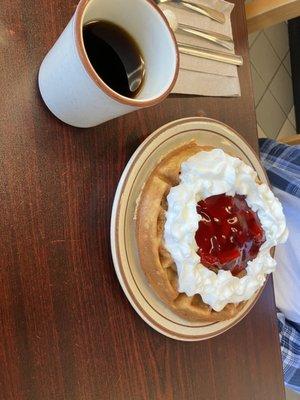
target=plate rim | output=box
[110,117,269,341]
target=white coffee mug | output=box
[38,0,179,128]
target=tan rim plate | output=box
[110,117,269,341]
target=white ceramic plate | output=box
[110,117,269,341]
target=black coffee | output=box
[83,20,145,98]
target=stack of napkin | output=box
[159,0,241,97]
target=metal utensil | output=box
[163,9,233,50]
[177,23,233,50]
[178,42,243,66]
[155,0,225,24]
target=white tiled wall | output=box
[249,23,297,140]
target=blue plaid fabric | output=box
[259,138,300,393]
[259,138,300,198]
[277,312,300,393]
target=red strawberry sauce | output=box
[195,194,265,276]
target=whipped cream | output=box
[164,149,288,311]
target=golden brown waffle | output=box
[136,141,246,322]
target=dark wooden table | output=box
[0,1,285,399]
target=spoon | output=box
[164,9,233,50]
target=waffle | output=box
[136,141,246,322]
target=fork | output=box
[155,0,225,24]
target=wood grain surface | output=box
[0,1,285,399]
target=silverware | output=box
[178,42,243,66]
[177,24,233,50]
[163,9,233,50]
[155,0,225,24]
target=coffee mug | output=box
[38,0,179,128]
